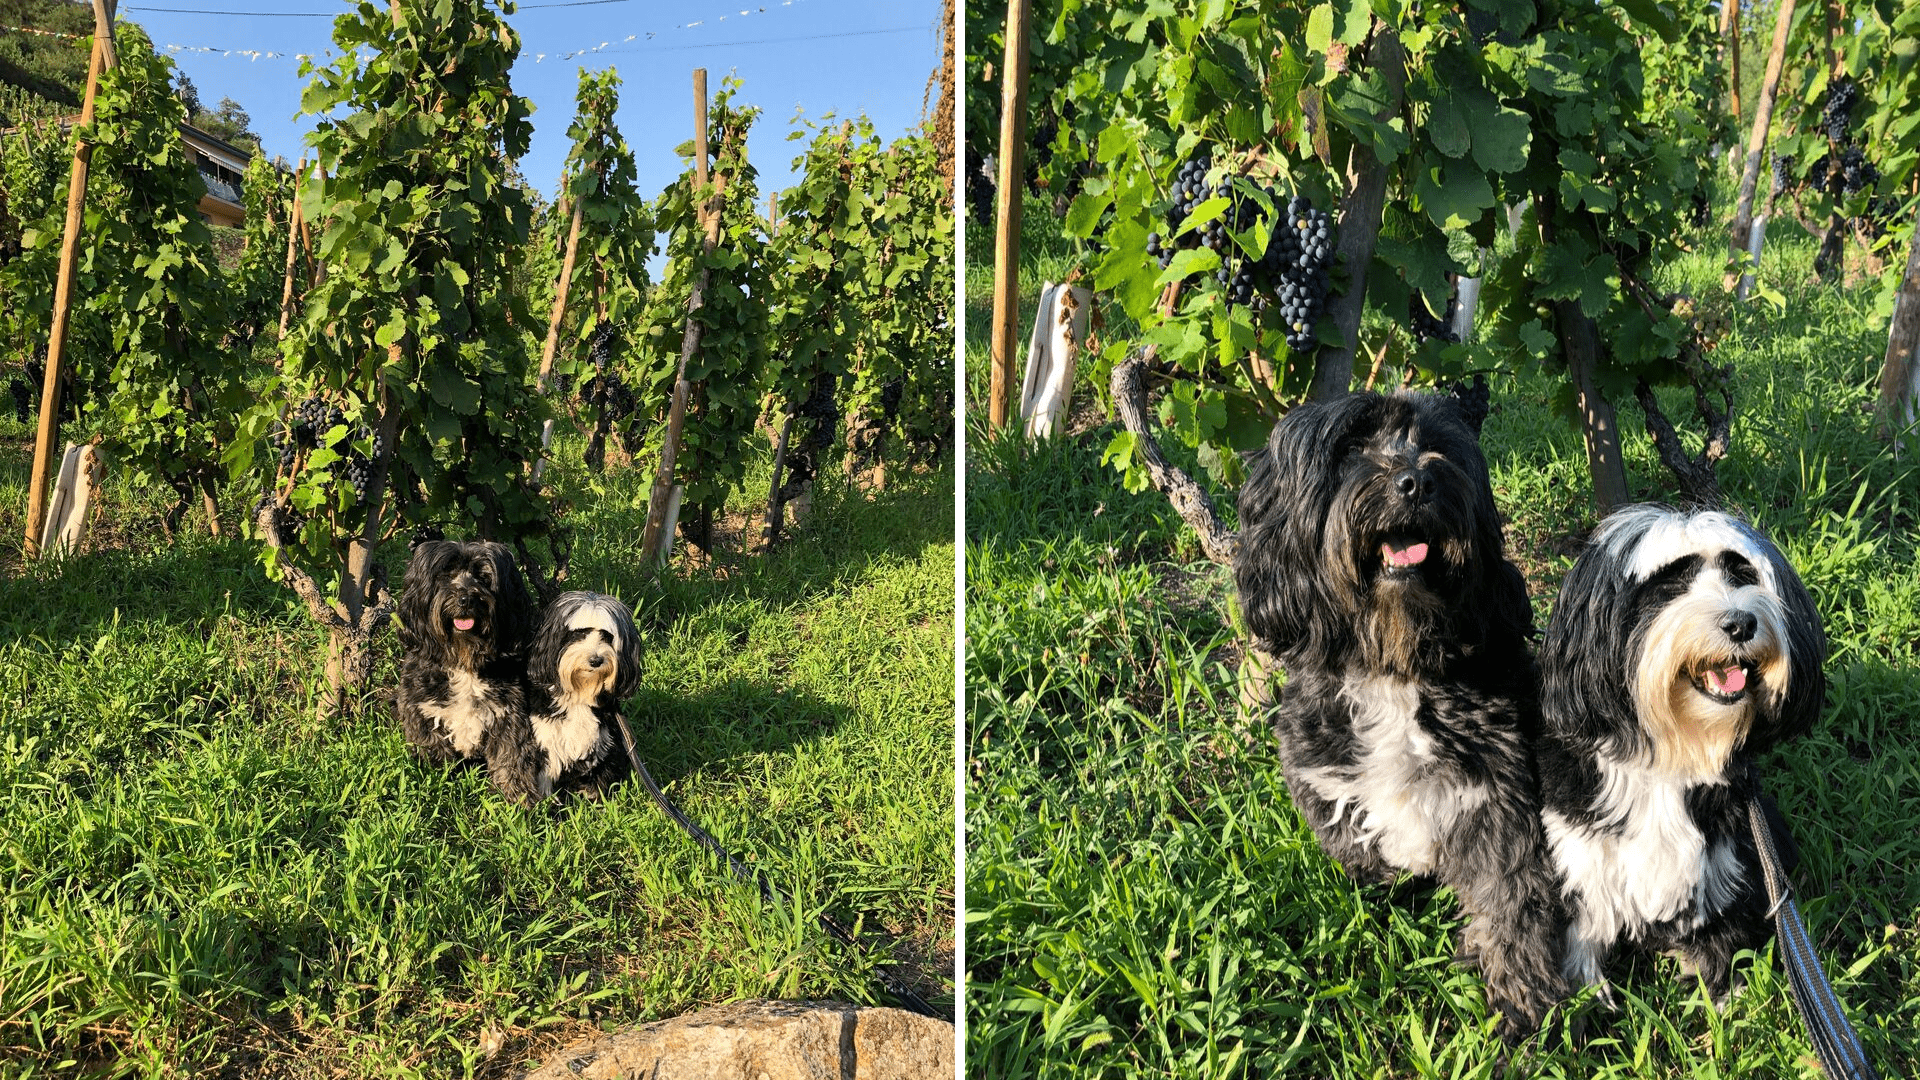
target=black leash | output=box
[1746,784,1878,1080]
[611,711,941,1019]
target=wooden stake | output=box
[1729,0,1797,262]
[986,0,1032,431]
[531,196,588,483]
[24,0,116,561]
[304,163,326,289]
[640,68,727,566]
[763,412,795,547]
[540,197,590,389]
[1722,0,1742,129]
[1877,201,1920,455]
[276,156,307,342]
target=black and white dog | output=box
[396,539,545,803]
[1537,506,1825,1002]
[1234,390,1566,1040]
[520,591,641,801]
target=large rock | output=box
[523,999,954,1080]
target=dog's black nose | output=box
[587,654,606,669]
[1720,610,1758,643]
[1393,468,1433,502]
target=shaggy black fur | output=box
[395,539,544,804]
[1537,508,1824,1000]
[1234,390,1566,1042]
[520,591,642,800]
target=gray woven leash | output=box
[1746,784,1878,1080]
[612,709,940,1018]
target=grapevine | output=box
[235,0,557,714]
[763,116,875,540]
[626,78,771,551]
[2,26,245,533]
[545,67,655,475]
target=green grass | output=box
[964,207,1920,1077]
[0,425,954,1077]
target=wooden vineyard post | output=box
[762,186,795,548]
[531,195,588,483]
[987,0,1032,431]
[640,68,727,566]
[1729,0,1796,266]
[305,163,327,290]
[1722,0,1742,133]
[276,156,307,342]
[24,0,116,561]
[1877,201,1920,457]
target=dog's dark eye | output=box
[1721,552,1761,587]
[1639,554,1705,602]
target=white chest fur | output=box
[533,701,604,791]
[1544,759,1743,985]
[1295,675,1491,875]
[421,668,500,756]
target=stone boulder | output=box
[523,999,954,1080]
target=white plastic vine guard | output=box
[1018,281,1092,440]
[657,483,684,565]
[39,442,102,557]
[1737,215,1766,301]
[1453,275,1482,343]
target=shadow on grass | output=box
[0,531,297,648]
[568,461,954,634]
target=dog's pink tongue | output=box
[1707,665,1748,694]
[453,617,476,632]
[1382,542,1429,568]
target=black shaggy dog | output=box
[1234,389,1566,1040]
[1536,506,1825,1003]
[520,591,641,801]
[396,539,544,803]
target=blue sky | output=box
[116,0,946,204]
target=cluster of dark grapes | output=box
[265,394,384,506]
[267,395,346,471]
[1797,78,1881,198]
[337,426,386,507]
[1690,187,1711,228]
[253,492,306,538]
[1771,153,1792,196]
[409,523,445,551]
[784,370,839,491]
[1839,145,1880,195]
[1147,152,1337,353]
[1408,291,1459,345]
[1441,373,1491,436]
[1806,149,1880,198]
[965,145,994,224]
[1822,78,1858,144]
[8,356,60,424]
[7,370,31,423]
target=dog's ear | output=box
[1540,540,1643,752]
[608,596,643,701]
[484,542,536,651]
[528,592,577,689]
[1751,532,1827,751]
[398,541,453,658]
[1233,392,1379,661]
